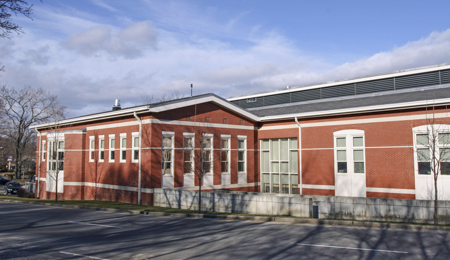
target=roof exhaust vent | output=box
[112,99,121,111]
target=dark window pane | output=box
[111,151,115,160]
[354,162,364,173]
[122,150,126,160]
[134,150,139,160]
[203,162,211,173]
[238,151,244,161]
[221,162,228,172]
[338,162,347,173]
[58,152,64,160]
[281,184,289,194]
[238,162,245,172]
[184,162,192,173]
[58,162,64,171]
[418,162,431,175]
[441,162,450,175]
[100,151,104,160]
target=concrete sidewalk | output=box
[2,198,449,232]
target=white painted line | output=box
[68,221,122,229]
[60,251,109,260]
[296,243,408,254]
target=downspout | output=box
[294,117,302,195]
[133,112,143,205]
[36,129,41,199]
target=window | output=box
[162,131,174,174]
[414,126,450,175]
[42,140,46,162]
[205,117,211,123]
[202,134,213,174]
[89,136,95,162]
[237,136,246,173]
[240,120,244,125]
[260,138,298,194]
[223,118,228,124]
[221,135,230,173]
[48,140,64,171]
[132,132,139,163]
[246,98,257,103]
[120,133,127,162]
[334,132,365,174]
[109,134,115,162]
[183,133,194,174]
[99,135,105,162]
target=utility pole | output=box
[191,84,193,97]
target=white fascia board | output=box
[149,96,261,122]
[261,98,450,122]
[228,63,450,101]
[31,105,149,130]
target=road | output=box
[0,201,449,259]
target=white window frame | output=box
[42,140,46,162]
[333,130,365,175]
[109,134,115,163]
[132,132,139,163]
[120,133,127,163]
[413,125,450,176]
[98,135,105,162]
[183,133,195,175]
[202,133,213,175]
[260,138,299,194]
[162,131,175,175]
[221,135,230,174]
[89,136,95,162]
[237,135,247,173]
[46,133,65,193]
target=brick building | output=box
[33,64,450,204]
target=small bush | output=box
[25,192,35,198]
[17,188,26,197]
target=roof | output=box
[31,93,260,130]
[255,83,450,121]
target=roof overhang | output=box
[260,97,450,122]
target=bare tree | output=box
[88,131,107,201]
[141,90,185,104]
[415,106,450,225]
[0,0,35,39]
[45,101,66,201]
[0,85,59,179]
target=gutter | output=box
[36,129,41,199]
[294,117,302,195]
[133,112,143,205]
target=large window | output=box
[334,133,365,174]
[89,136,95,162]
[109,134,115,162]
[238,136,247,173]
[221,135,230,173]
[99,135,105,162]
[132,132,139,163]
[415,127,450,175]
[183,133,194,174]
[202,134,213,174]
[48,140,64,171]
[120,133,127,163]
[261,138,298,194]
[162,131,174,175]
[42,140,46,162]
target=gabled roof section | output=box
[32,94,260,130]
[148,93,260,121]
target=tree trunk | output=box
[55,173,58,202]
[198,176,202,213]
[434,174,438,225]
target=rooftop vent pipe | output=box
[112,99,121,111]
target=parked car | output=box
[0,177,10,185]
[4,181,22,194]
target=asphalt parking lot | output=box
[1,201,450,259]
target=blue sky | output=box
[1,0,450,118]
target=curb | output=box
[2,198,450,231]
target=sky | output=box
[1,0,450,118]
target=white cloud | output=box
[61,20,158,58]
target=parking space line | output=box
[68,221,122,229]
[60,251,109,259]
[296,243,408,254]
